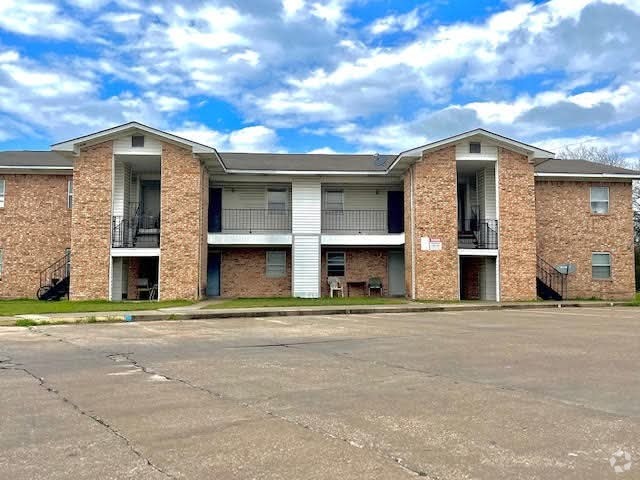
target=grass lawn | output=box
[208,296,408,309]
[0,299,194,317]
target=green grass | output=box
[208,296,408,309]
[0,299,194,317]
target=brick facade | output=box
[498,147,537,301]
[320,248,389,297]
[70,141,113,300]
[220,248,291,297]
[536,180,635,299]
[159,142,206,300]
[407,146,459,300]
[0,174,72,298]
[460,256,482,300]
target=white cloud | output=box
[307,146,339,154]
[310,0,349,25]
[0,0,81,39]
[368,8,422,35]
[172,123,279,152]
[282,0,305,19]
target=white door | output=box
[388,250,405,296]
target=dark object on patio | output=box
[368,277,383,296]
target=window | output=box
[325,190,344,211]
[267,188,287,211]
[0,249,3,278]
[266,251,286,277]
[0,178,5,208]
[327,252,345,277]
[590,186,609,214]
[67,179,73,209]
[131,135,145,148]
[592,252,611,279]
[469,142,481,154]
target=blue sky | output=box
[0,0,639,160]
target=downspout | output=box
[410,164,416,300]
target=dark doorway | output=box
[206,251,221,297]
[209,188,222,233]
[387,191,404,233]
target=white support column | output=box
[291,178,322,297]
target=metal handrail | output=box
[536,255,567,299]
[321,209,388,233]
[221,209,291,233]
[458,218,498,249]
[112,214,160,248]
[39,251,71,289]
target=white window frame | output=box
[469,142,481,154]
[0,178,5,208]
[590,186,609,214]
[266,187,288,211]
[324,189,344,211]
[266,251,286,278]
[592,252,611,280]
[327,251,345,277]
[67,179,73,209]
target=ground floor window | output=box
[327,251,345,277]
[592,252,611,279]
[266,251,286,277]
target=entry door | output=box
[387,191,404,233]
[388,250,405,296]
[208,188,222,233]
[206,252,221,297]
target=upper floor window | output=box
[266,251,286,277]
[0,178,4,208]
[592,252,611,279]
[131,135,145,148]
[67,179,73,209]
[325,190,344,211]
[469,142,481,154]
[327,251,345,277]
[590,186,609,214]
[267,188,287,211]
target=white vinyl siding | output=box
[266,251,286,277]
[0,178,4,208]
[590,186,609,214]
[483,165,496,219]
[111,257,124,300]
[113,136,162,155]
[327,251,345,277]
[479,257,497,301]
[67,179,73,209]
[592,252,611,279]
[292,179,321,234]
[456,142,498,160]
[293,235,321,297]
[112,160,132,217]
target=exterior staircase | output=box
[536,255,567,300]
[37,252,71,301]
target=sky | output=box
[0,0,639,160]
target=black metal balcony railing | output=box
[112,214,160,248]
[322,209,388,234]
[458,218,498,249]
[221,209,291,233]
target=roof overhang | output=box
[386,128,555,173]
[0,165,73,174]
[535,172,640,180]
[51,121,220,156]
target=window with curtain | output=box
[590,186,609,214]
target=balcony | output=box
[218,209,292,233]
[458,219,498,249]
[321,209,403,234]
[112,214,160,248]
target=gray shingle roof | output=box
[534,159,639,176]
[0,151,71,168]
[217,152,396,171]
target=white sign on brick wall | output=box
[429,238,442,251]
[420,237,430,251]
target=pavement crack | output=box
[108,352,428,478]
[4,360,176,479]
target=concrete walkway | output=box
[0,299,631,326]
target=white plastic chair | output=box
[328,276,344,298]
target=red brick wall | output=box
[70,141,113,300]
[221,248,291,297]
[498,148,537,301]
[536,180,635,299]
[410,146,459,300]
[320,248,388,297]
[0,174,72,298]
[126,257,140,300]
[460,257,482,300]
[159,142,206,300]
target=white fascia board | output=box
[0,166,73,174]
[386,128,555,173]
[535,172,640,180]
[321,233,405,246]
[52,121,218,155]
[111,248,160,257]
[222,169,387,176]
[208,233,293,245]
[458,248,499,256]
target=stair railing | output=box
[536,255,567,299]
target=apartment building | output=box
[0,122,637,301]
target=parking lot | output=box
[0,307,638,479]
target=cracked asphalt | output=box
[0,307,639,479]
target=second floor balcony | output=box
[458,218,498,249]
[321,209,403,234]
[212,209,292,234]
[112,213,160,248]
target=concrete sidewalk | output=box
[1,299,631,326]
